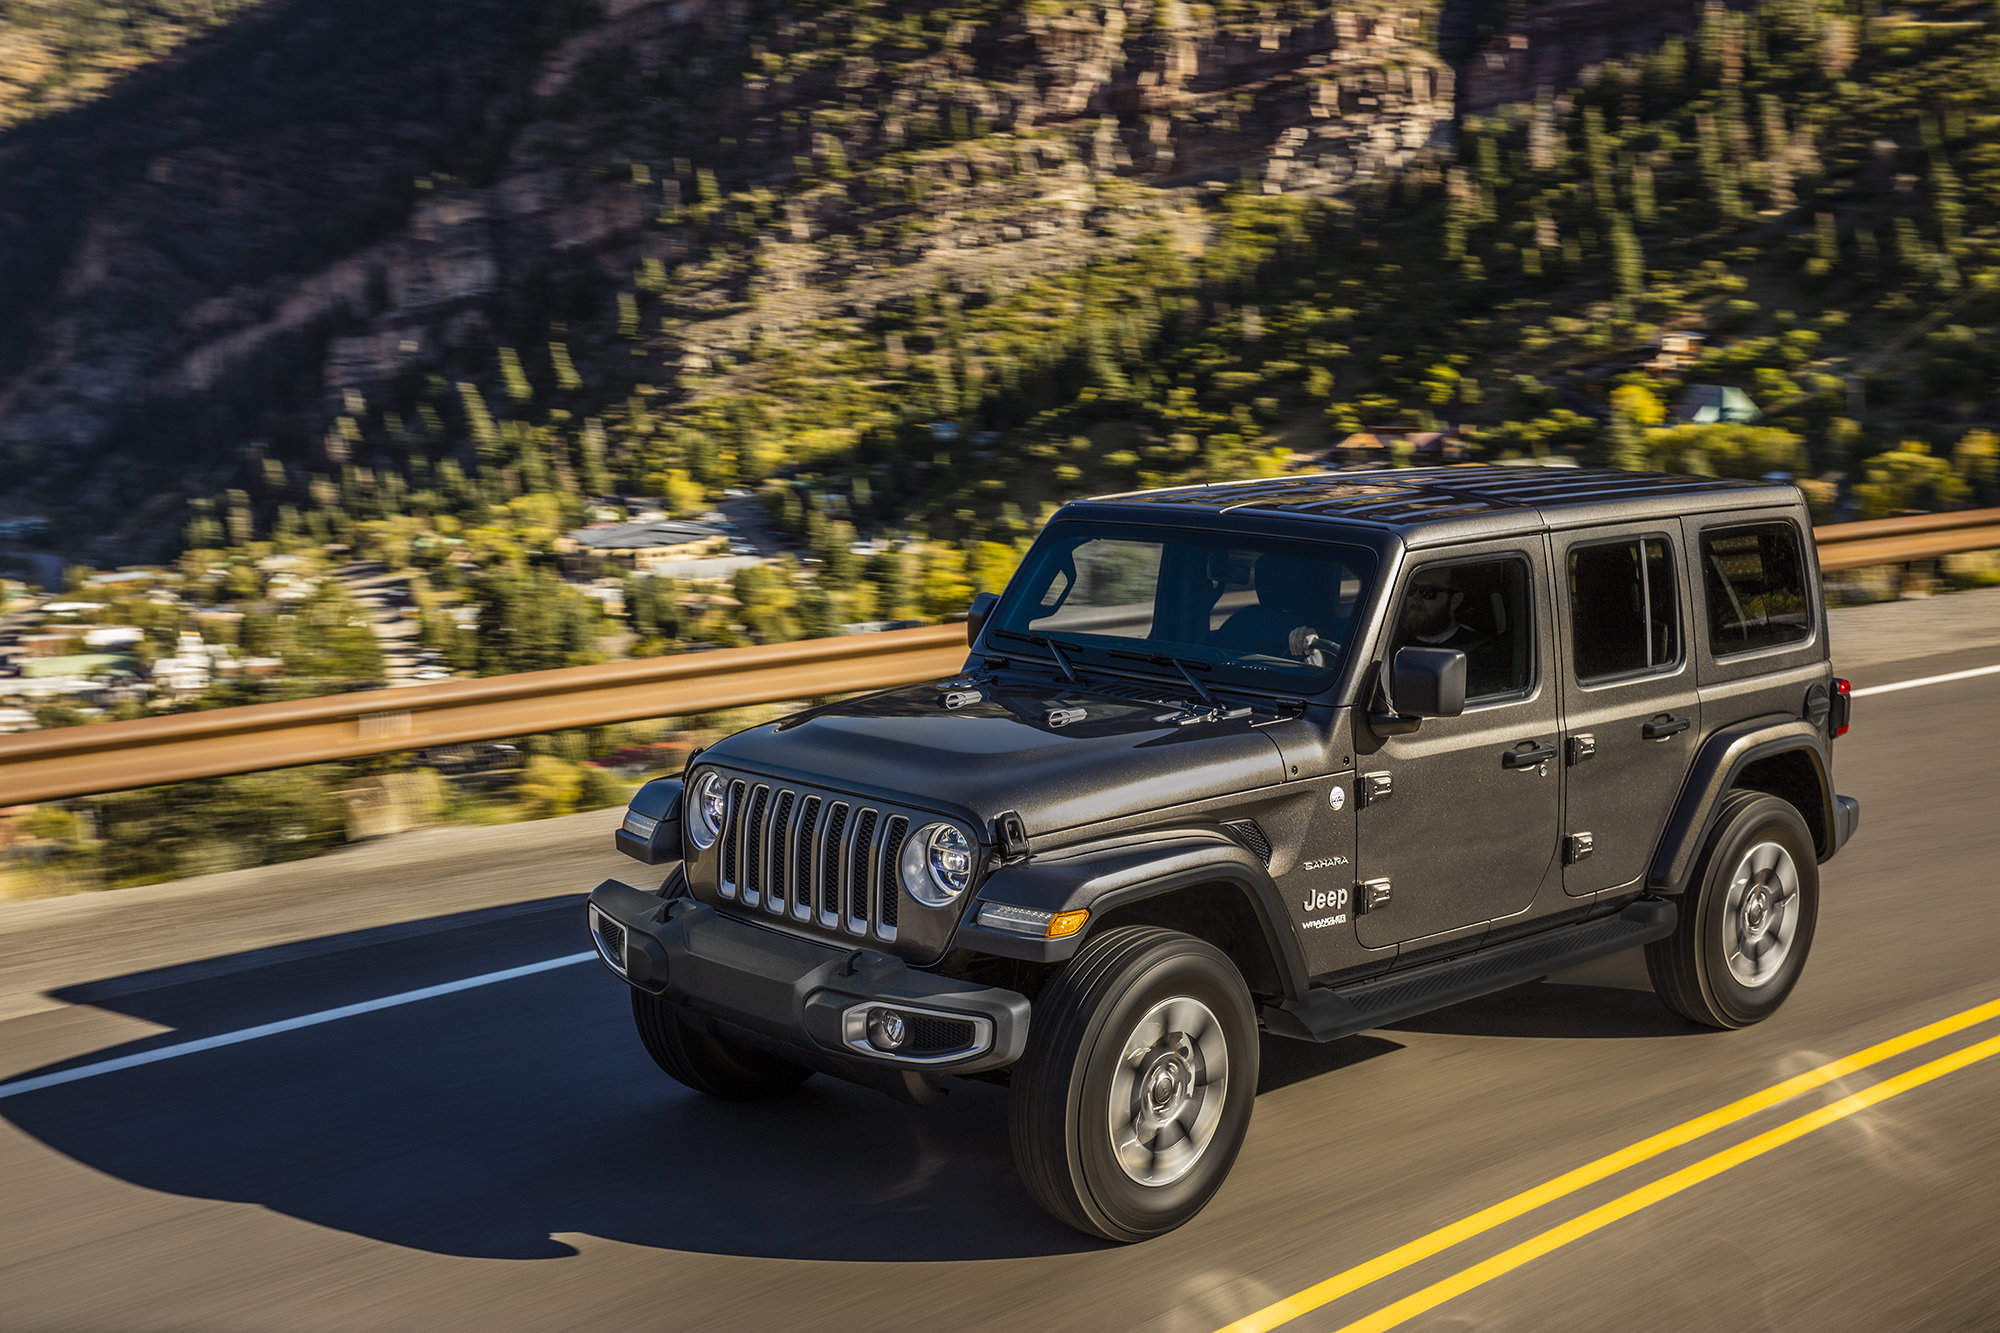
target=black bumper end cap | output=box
[1833,794,1861,854]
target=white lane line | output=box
[0,951,595,1100]
[1852,663,2000,698]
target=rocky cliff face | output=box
[0,0,1462,556]
[1454,0,1719,115]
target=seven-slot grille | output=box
[716,777,912,941]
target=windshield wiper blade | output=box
[1041,636,1081,685]
[991,629,1080,684]
[1108,648,1216,708]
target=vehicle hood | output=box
[704,678,1287,838]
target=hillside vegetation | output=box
[5,0,2000,575]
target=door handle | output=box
[1503,741,1558,769]
[1642,715,1691,740]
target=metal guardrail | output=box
[0,624,966,807]
[0,507,1995,807]
[1812,508,2000,572]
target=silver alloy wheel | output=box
[1722,839,1801,988]
[1107,995,1229,1187]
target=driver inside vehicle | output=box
[1397,569,1485,651]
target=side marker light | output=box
[1046,910,1089,939]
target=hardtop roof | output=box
[1071,466,1796,546]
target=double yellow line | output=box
[1220,996,2000,1333]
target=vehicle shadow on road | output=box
[1257,1033,1403,1092]
[0,908,1099,1264]
[1385,979,1697,1040]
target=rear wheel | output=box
[631,991,812,1100]
[1647,791,1819,1029]
[1008,926,1259,1242]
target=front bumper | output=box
[587,879,1031,1098]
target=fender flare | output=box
[1648,716,1833,895]
[954,832,1310,1000]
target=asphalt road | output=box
[2,635,1998,1330]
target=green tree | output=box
[470,568,604,673]
[1953,429,1999,504]
[518,755,585,819]
[1854,441,1968,519]
[867,550,913,621]
[798,584,838,639]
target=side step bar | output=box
[1262,899,1676,1043]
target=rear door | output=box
[1551,524,1700,896]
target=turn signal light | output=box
[1832,678,1851,738]
[1047,910,1089,939]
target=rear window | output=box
[1700,522,1811,656]
[1569,537,1679,682]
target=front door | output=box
[1553,523,1701,895]
[1354,539,1562,951]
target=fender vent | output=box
[1226,820,1272,865]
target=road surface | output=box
[2,597,1997,1331]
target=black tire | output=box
[1008,926,1259,1242]
[631,990,812,1100]
[1647,791,1819,1029]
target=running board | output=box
[1262,899,1676,1043]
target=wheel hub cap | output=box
[1108,996,1229,1187]
[1723,840,1800,988]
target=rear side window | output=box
[1569,537,1679,681]
[1701,522,1811,656]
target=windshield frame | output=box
[980,518,1380,702]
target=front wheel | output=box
[1646,791,1819,1029]
[1008,927,1259,1242]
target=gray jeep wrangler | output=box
[587,467,1860,1241]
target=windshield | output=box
[989,521,1375,694]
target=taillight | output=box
[1831,678,1851,738]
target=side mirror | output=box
[1390,646,1467,719]
[967,591,999,647]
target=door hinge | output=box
[1355,878,1392,914]
[1567,734,1595,765]
[1565,832,1594,864]
[1360,771,1393,806]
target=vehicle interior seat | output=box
[1213,554,1344,661]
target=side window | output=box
[1569,537,1680,681]
[1391,556,1534,703]
[1701,522,1810,656]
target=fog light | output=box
[866,1007,909,1052]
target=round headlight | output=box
[900,822,973,906]
[688,770,727,849]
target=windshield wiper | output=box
[1108,648,1216,708]
[991,629,1080,684]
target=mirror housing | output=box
[967,591,999,647]
[615,776,684,865]
[1389,646,1467,719]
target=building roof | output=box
[567,519,724,551]
[1076,466,1792,547]
[21,654,133,678]
[1675,384,1759,424]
